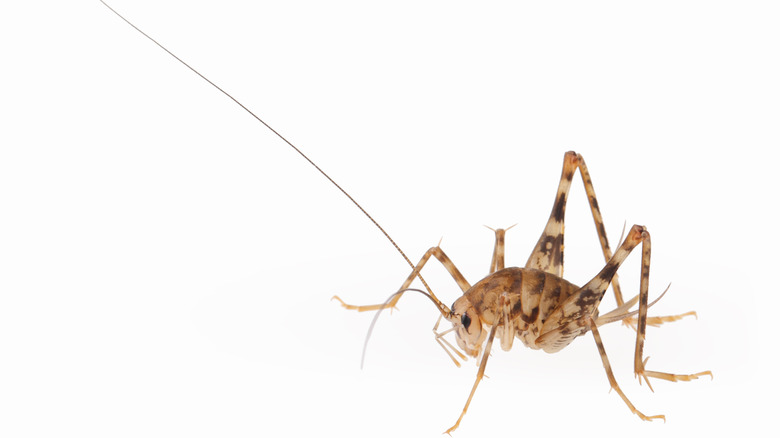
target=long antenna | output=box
[99,1,434,295]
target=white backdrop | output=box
[1,1,776,437]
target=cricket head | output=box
[450,295,487,358]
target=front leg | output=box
[444,321,499,435]
[333,246,471,312]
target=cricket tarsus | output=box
[99,0,435,298]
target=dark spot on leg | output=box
[576,290,603,310]
[599,262,619,283]
[551,235,564,269]
[589,196,599,212]
[597,221,608,242]
[552,192,567,222]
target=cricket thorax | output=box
[453,267,580,351]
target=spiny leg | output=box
[622,311,698,331]
[630,230,712,389]
[444,318,500,435]
[332,246,471,312]
[595,283,679,327]
[576,154,627,306]
[576,159,700,328]
[587,317,665,422]
[600,287,701,331]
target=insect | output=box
[333,151,711,433]
[101,1,711,434]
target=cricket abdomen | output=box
[464,267,580,349]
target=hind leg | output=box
[528,152,697,330]
[630,230,712,389]
[526,152,625,307]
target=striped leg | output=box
[332,246,471,312]
[584,156,699,328]
[525,152,577,277]
[574,157,701,328]
[576,154,628,306]
[630,230,713,389]
[444,317,500,435]
[587,317,665,421]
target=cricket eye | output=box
[461,313,472,330]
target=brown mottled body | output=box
[460,268,579,351]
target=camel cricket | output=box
[333,151,712,433]
[101,2,711,434]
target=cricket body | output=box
[334,151,712,434]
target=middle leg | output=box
[444,315,500,435]
[587,317,664,421]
